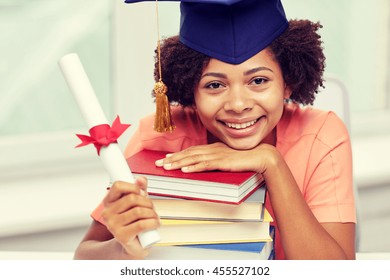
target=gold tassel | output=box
[152,0,175,133]
[153,80,175,132]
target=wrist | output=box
[255,144,283,176]
[260,146,299,198]
[257,145,289,191]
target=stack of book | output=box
[127,149,274,260]
[127,149,264,204]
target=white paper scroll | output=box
[58,53,160,248]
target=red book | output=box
[127,149,265,204]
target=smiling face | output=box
[194,48,291,150]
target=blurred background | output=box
[0,0,389,256]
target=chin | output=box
[225,139,260,151]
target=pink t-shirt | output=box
[91,103,356,259]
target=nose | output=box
[223,86,253,113]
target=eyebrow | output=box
[201,72,227,79]
[201,66,273,79]
[244,66,273,76]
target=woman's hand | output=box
[101,177,160,259]
[155,142,279,174]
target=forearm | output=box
[262,148,350,259]
[74,239,124,260]
[74,239,142,260]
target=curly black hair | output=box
[269,20,325,105]
[153,19,325,106]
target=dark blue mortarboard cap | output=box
[125,0,288,64]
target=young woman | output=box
[74,1,356,260]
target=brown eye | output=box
[250,77,267,85]
[206,82,223,89]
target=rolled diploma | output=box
[58,53,160,248]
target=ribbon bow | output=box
[76,116,131,155]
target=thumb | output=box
[134,176,148,196]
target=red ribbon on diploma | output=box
[76,116,130,155]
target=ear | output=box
[284,84,292,99]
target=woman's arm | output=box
[262,146,355,259]
[74,177,160,260]
[74,220,134,260]
[157,142,356,259]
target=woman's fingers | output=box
[155,143,227,170]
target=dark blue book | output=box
[183,241,268,253]
[177,226,275,260]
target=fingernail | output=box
[163,163,172,170]
[181,166,190,172]
[155,159,164,166]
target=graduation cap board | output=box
[124,0,288,65]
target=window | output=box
[0,0,112,178]
[282,0,390,136]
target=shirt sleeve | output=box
[304,112,356,223]
[124,123,144,158]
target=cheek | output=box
[270,99,285,122]
[254,92,285,128]
[195,103,216,128]
[194,93,218,117]
[257,91,285,113]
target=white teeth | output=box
[225,119,257,129]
